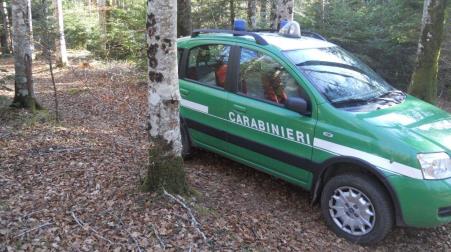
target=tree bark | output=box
[270,0,277,29]
[0,0,11,55]
[438,7,450,101]
[177,0,192,37]
[408,0,447,104]
[143,0,188,194]
[11,0,39,109]
[247,0,257,29]
[97,0,107,52]
[260,0,267,25]
[53,0,68,66]
[275,0,294,28]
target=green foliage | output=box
[63,0,146,64]
[63,2,100,50]
[297,0,424,89]
[56,0,434,91]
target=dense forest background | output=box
[9,0,446,95]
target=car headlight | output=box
[417,152,451,180]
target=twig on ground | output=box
[14,221,52,238]
[111,213,143,252]
[163,189,208,242]
[32,147,87,156]
[151,224,166,250]
[70,210,114,244]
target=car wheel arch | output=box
[311,156,406,226]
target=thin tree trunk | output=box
[247,0,257,29]
[54,0,68,66]
[270,0,277,29]
[229,0,235,28]
[143,0,188,194]
[0,0,11,55]
[271,0,294,30]
[48,56,59,121]
[11,0,39,109]
[260,0,267,25]
[408,0,447,103]
[177,0,192,37]
[320,0,326,27]
[97,0,107,52]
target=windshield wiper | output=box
[331,98,370,108]
[296,61,368,75]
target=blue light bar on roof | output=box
[279,19,289,30]
[233,19,247,31]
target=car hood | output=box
[356,96,451,153]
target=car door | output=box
[179,43,232,152]
[225,46,317,187]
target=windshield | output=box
[285,47,395,107]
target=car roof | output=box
[258,33,335,51]
[179,31,336,51]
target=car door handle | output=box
[233,104,247,113]
[180,88,190,96]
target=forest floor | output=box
[1,54,451,251]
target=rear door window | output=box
[185,44,231,88]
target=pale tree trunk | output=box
[320,0,327,27]
[53,0,68,66]
[143,0,188,194]
[271,0,294,29]
[177,0,192,37]
[11,0,40,109]
[408,0,447,104]
[260,0,267,25]
[97,0,107,52]
[1,0,11,55]
[247,0,257,29]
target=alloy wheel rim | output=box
[328,186,375,236]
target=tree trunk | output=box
[11,0,39,109]
[177,0,192,37]
[260,0,267,25]
[320,0,327,27]
[247,0,257,29]
[270,0,277,29]
[53,0,68,66]
[229,0,235,28]
[408,0,447,104]
[97,0,107,52]
[438,7,450,101]
[143,0,188,194]
[0,0,11,55]
[271,0,294,30]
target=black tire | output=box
[320,173,394,245]
[180,122,192,159]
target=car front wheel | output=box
[320,173,394,245]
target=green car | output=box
[176,21,451,245]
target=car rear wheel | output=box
[320,173,394,245]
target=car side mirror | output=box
[285,97,310,116]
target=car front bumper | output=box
[388,175,451,228]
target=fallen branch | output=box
[15,221,52,238]
[163,189,207,242]
[70,210,114,244]
[151,224,166,250]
